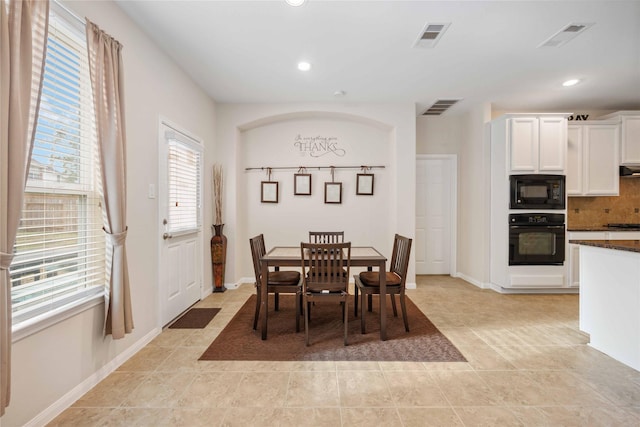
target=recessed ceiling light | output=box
[285,0,306,6]
[562,79,580,87]
[297,61,311,71]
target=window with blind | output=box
[10,3,104,327]
[166,131,202,234]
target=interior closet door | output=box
[416,156,456,275]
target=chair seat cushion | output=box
[267,270,301,285]
[358,271,401,287]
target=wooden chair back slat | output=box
[309,231,345,244]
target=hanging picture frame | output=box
[324,182,342,204]
[356,173,374,195]
[294,173,312,195]
[261,181,279,203]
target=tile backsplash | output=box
[568,178,640,227]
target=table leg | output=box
[379,259,387,341]
[261,259,269,340]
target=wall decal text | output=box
[294,134,346,157]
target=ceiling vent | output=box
[422,99,460,116]
[414,22,450,48]
[538,22,594,48]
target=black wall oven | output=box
[510,174,565,210]
[509,213,565,266]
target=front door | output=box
[158,120,203,326]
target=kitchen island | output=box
[569,239,640,371]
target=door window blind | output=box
[10,3,104,326]
[166,132,202,234]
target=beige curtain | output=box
[0,0,49,415]
[86,19,133,339]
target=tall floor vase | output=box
[211,224,227,292]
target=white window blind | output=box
[166,131,202,234]
[10,3,104,326]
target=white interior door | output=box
[416,156,455,275]
[158,120,203,326]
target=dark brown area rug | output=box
[199,295,466,362]
[169,307,220,329]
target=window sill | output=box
[12,292,104,343]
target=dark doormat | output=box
[199,295,466,362]
[169,307,220,329]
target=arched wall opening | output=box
[236,111,395,279]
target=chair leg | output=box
[304,297,310,346]
[354,285,359,317]
[344,296,349,346]
[299,293,304,316]
[400,294,409,332]
[253,289,261,330]
[390,294,398,317]
[295,292,301,333]
[367,294,373,312]
[274,292,280,311]
[360,291,366,334]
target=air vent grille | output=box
[414,22,450,48]
[422,99,460,116]
[538,22,594,48]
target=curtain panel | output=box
[85,19,133,339]
[0,0,49,415]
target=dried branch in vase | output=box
[213,164,223,225]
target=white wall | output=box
[241,116,392,275]
[456,104,493,287]
[2,1,217,425]
[215,105,416,286]
[416,115,463,155]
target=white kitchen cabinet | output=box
[568,231,640,287]
[566,122,619,196]
[600,111,640,165]
[621,115,640,165]
[568,232,606,288]
[490,113,571,293]
[508,116,567,173]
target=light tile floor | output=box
[48,276,640,426]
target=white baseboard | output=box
[25,327,161,427]
[455,272,490,290]
[225,277,254,290]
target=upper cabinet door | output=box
[538,116,567,172]
[508,117,538,172]
[621,115,640,165]
[507,116,567,174]
[583,124,620,196]
[566,125,583,195]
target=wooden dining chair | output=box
[250,234,302,332]
[300,242,351,346]
[309,231,344,244]
[353,234,412,334]
[309,232,347,277]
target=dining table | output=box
[260,246,388,340]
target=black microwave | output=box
[509,174,565,210]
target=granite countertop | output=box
[567,226,640,232]
[569,239,640,253]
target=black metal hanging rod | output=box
[245,165,385,171]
